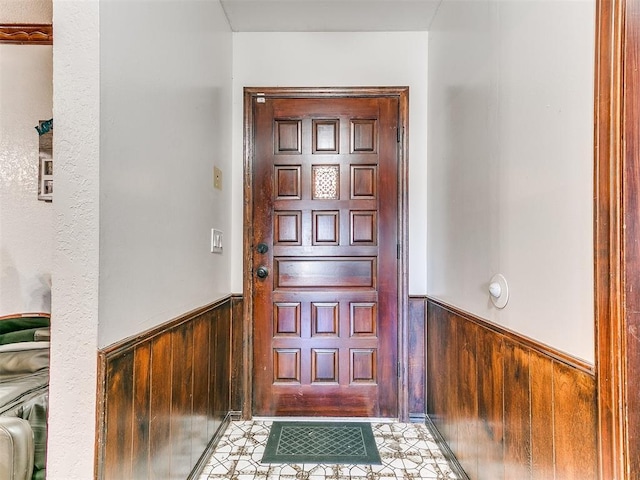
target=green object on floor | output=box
[261,421,382,465]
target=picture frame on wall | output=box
[37,119,53,202]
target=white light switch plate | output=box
[211,229,223,253]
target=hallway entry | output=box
[245,88,407,418]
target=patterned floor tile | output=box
[198,420,459,480]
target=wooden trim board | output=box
[0,24,52,44]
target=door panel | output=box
[275,258,375,288]
[252,95,399,417]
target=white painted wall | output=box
[0,0,51,23]
[427,0,595,362]
[48,1,100,478]
[48,0,233,477]
[0,44,53,315]
[231,32,429,295]
[98,0,233,347]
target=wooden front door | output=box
[249,90,401,418]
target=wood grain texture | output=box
[407,297,426,418]
[244,87,410,420]
[476,327,504,480]
[529,351,554,480]
[192,315,211,461]
[593,1,626,479]
[441,309,458,444]
[0,24,52,44]
[208,310,220,439]
[230,296,244,412]
[251,94,400,418]
[426,299,446,431]
[426,299,597,480]
[171,324,194,479]
[96,298,237,480]
[456,316,479,479]
[213,305,231,425]
[503,342,531,480]
[150,334,172,479]
[622,0,640,477]
[132,344,151,479]
[103,352,134,480]
[593,0,640,478]
[553,362,597,479]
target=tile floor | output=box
[198,419,461,479]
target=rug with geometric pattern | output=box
[261,422,382,465]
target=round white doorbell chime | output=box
[489,273,509,309]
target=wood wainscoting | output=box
[426,298,597,480]
[96,296,244,480]
[408,296,426,421]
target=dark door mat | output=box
[261,421,382,465]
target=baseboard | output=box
[424,415,470,480]
[408,413,426,423]
[188,411,240,480]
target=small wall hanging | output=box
[36,119,53,202]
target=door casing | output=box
[242,86,410,420]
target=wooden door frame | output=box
[595,0,640,477]
[242,86,410,421]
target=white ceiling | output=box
[219,0,443,32]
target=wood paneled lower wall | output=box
[408,297,426,420]
[426,298,597,480]
[96,296,243,480]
